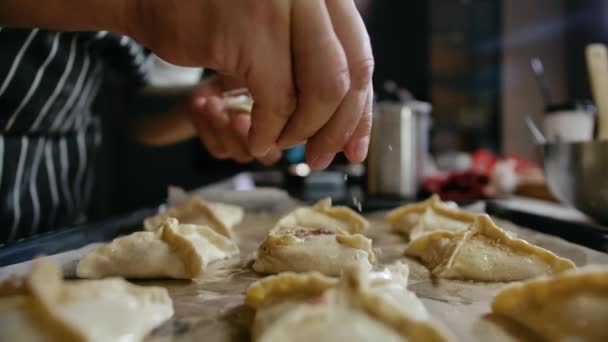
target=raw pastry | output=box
[224,92,254,113]
[246,263,447,342]
[253,229,375,276]
[405,214,575,281]
[77,218,239,279]
[367,262,429,321]
[273,198,369,235]
[144,195,243,238]
[246,271,339,309]
[492,265,608,341]
[253,199,373,276]
[387,195,476,240]
[0,259,173,342]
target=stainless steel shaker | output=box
[367,101,432,198]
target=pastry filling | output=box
[308,295,327,305]
[294,228,336,238]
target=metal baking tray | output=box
[1,196,607,342]
[0,207,157,267]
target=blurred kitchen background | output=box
[90,0,607,219]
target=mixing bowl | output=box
[540,140,608,224]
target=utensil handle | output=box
[586,44,608,140]
[530,57,553,106]
[525,115,546,145]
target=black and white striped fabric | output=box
[0,28,151,244]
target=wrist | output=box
[122,0,180,60]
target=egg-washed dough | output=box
[246,263,447,342]
[405,214,575,282]
[253,228,375,276]
[77,218,239,279]
[144,195,243,238]
[273,198,369,235]
[253,198,373,276]
[387,195,476,240]
[492,265,608,341]
[366,261,429,322]
[0,259,173,342]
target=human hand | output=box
[127,0,374,170]
[189,77,282,166]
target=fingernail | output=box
[192,97,207,110]
[251,145,272,158]
[278,139,306,149]
[310,152,336,170]
[276,139,292,149]
[352,137,370,163]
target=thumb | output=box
[190,96,208,113]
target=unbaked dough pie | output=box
[77,218,239,279]
[273,198,369,234]
[405,214,575,282]
[144,195,243,238]
[253,199,373,276]
[245,263,447,342]
[387,195,476,240]
[0,259,173,342]
[492,265,608,341]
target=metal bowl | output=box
[540,140,608,224]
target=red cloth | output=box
[424,171,494,201]
[424,149,539,201]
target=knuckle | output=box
[199,36,228,71]
[275,91,297,117]
[315,131,350,151]
[357,111,374,134]
[319,67,350,103]
[350,58,375,91]
[255,89,296,120]
[362,110,374,125]
[246,0,269,22]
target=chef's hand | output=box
[133,75,281,166]
[189,77,282,166]
[128,0,374,170]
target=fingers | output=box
[232,112,251,138]
[258,147,282,166]
[216,74,247,93]
[306,0,374,168]
[344,86,374,163]
[190,97,228,158]
[193,95,282,165]
[191,96,251,163]
[247,0,295,158]
[205,97,253,163]
[277,0,350,161]
[234,112,282,166]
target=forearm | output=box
[0,0,130,34]
[131,106,197,146]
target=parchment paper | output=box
[1,192,607,341]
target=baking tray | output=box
[1,190,607,341]
[486,200,608,252]
[0,207,158,267]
